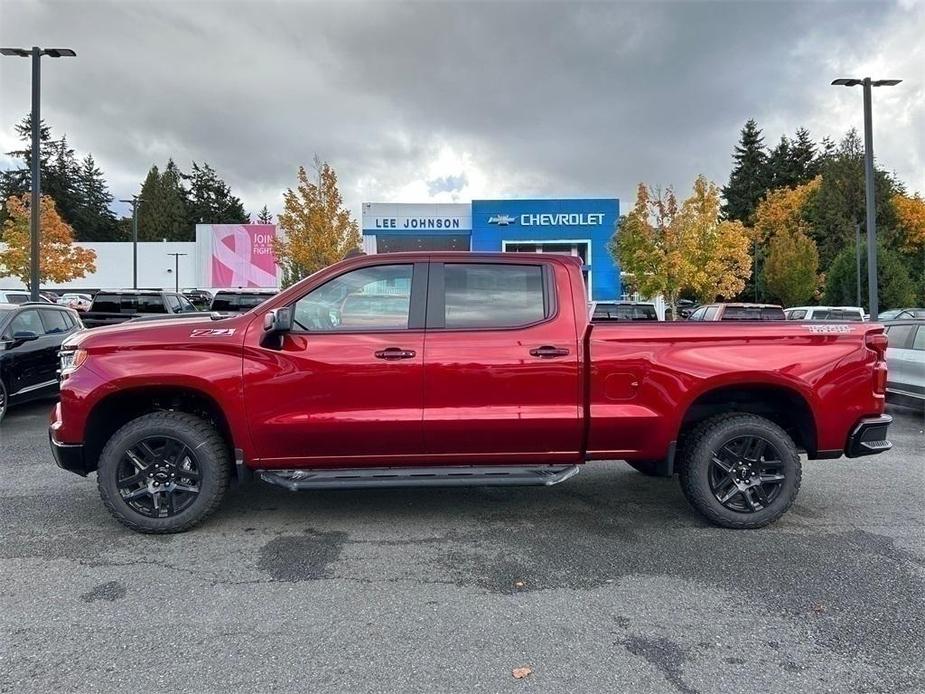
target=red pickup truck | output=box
[50,252,892,534]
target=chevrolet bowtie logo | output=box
[488,214,517,225]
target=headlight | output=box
[59,347,88,377]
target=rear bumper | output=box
[845,415,893,458]
[49,430,91,476]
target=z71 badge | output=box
[805,324,854,334]
[190,328,236,337]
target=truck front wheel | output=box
[679,414,801,529]
[97,411,231,534]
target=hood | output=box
[66,313,252,350]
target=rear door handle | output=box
[530,345,570,358]
[375,347,417,360]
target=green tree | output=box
[721,119,769,223]
[764,228,819,306]
[255,205,273,224]
[824,242,916,311]
[805,130,900,268]
[137,160,192,241]
[73,154,120,241]
[274,158,361,287]
[184,162,248,226]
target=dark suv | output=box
[0,303,83,421]
[210,289,277,313]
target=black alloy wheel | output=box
[116,436,202,518]
[679,413,802,529]
[0,379,6,422]
[97,411,231,533]
[707,435,786,513]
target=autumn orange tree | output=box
[682,176,752,303]
[892,193,925,253]
[611,176,751,318]
[755,178,821,306]
[0,194,97,289]
[274,158,361,287]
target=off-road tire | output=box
[679,413,801,529]
[97,411,231,534]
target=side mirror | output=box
[263,307,293,334]
[13,330,39,342]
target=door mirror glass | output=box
[12,330,39,342]
[263,307,293,334]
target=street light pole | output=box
[30,47,40,302]
[167,253,187,293]
[855,221,862,307]
[119,196,142,289]
[832,76,901,319]
[1,46,77,301]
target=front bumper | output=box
[49,429,92,476]
[845,415,893,458]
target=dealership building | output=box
[361,198,621,300]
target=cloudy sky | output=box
[0,0,922,222]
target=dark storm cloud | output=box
[0,0,920,218]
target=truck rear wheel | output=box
[679,414,801,529]
[97,411,231,534]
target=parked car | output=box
[589,301,659,321]
[688,303,786,321]
[82,290,200,328]
[51,252,892,534]
[209,289,276,313]
[58,293,93,312]
[0,303,83,421]
[181,288,214,311]
[882,320,925,410]
[878,308,925,320]
[785,306,864,321]
[0,290,53,305]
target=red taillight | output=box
[866,332,888,361]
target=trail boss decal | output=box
[190,328,236,337]
[805,324,854,334]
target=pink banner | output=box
[210,224,278,288]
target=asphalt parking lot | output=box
[1,402,923,694]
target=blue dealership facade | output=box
[361,198,621,300]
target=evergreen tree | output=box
[825,241,916,311]
[767,136,792,189]
[0,115,121,239]
[721,119,769,223]
[74,154,120,241]
[788,128,819,182]
[805,130,900,268]
[137,160,192,241]
[184,162,248,227]
[255,205,273,224]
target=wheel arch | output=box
[83,385,236,475]
[677,383,818,458]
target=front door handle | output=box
[530,345,570,358]
[375,347,417,360]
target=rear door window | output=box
[886,325,916,349]
[211,294,237,312]
[437,263,547,329]
[90,294,121,312]
[912,326,925,351]
[39,309,70,334]
[137,295,167,314]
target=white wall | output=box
[0,240,201,291]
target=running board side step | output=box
[258,464,580,491]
